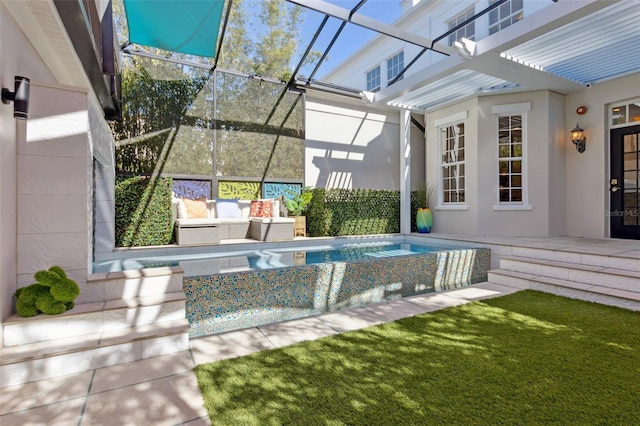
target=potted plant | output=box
[416,184,436,233]
[285,187,313,236]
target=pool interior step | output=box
[488,253,640,311]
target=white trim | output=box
[437,118,467,208]
[494,108,530,208]
[434,110,468,127]
[492,204,532,211]
[609,97,640,129]
[436,204,468,211]
[492,102,531,114]
[366,65,381,92]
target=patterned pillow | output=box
[182,197,208,219]
[216,199,241,218]
[250,200,273,218]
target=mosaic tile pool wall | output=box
[184,247,490,337]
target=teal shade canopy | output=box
[124,0,224,58]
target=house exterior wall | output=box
[424,91,568,237]
[564,73,640,239]
[17,84,91,295]
[1,2,102,339]
[476,91,565,237]
[305,91,404,190]
[426,98,479,235]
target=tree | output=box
[111,0,314,181]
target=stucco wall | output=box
[426,98,479,235]
[305,91,406,190]
[476,91,566,237]
[425,91,568,238]
[564,73,640,238]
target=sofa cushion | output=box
[216,199,241,218]
[249,217,294,223]
[175,218,221,227]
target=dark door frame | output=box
[610,124,640,240]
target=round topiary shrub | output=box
[14,266,80,317]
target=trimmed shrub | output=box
[307,188,427,237]
[15,266,80,317]
[115,176,174,247]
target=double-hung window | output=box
[439,118,466,206]
[366,66,381,92]
[387,51,404,85]
[489,0,523,35]
[493,102,531,209]
[447,7,475,46]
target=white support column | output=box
[400,109,411,234]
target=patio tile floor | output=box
[1,282,516,425]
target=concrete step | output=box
[3,292,186,347]
[488,269,640,312]
[0,318,190,388]
[508,246,640,272]
[498,256,640,293]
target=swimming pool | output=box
[182,242,490,337]
[94,242,463,274]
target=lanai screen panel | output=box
[214,71,304,180]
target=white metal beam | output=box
[287,0,455,55]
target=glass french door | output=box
[610,125,640,239]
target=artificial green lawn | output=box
[194,291,640,425]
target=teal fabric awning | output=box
[123,0,225,58]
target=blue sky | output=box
[297,0,405,79]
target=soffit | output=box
[5,0,86,86]
[387,70,518,111]
[500,1,640,85]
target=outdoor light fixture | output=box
[2,76,30,119]
[570,123,586,153]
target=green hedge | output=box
[307,188,427,237]
[115,176,174,247]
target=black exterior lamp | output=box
[2,76,30,120]
[570,123,586,153]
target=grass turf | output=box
[194,290,640,425]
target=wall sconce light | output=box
[2,76,30,120]
[570,123,586,153]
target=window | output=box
[387,51,404,85]
[610,98,640,128]
[447,7,476,46]
[498,115,523,204]
[440,122,466,204]
[492,102,530,209]
[489,0,523,35]
[366,66,381,92]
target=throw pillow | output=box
[250,200,272,218]
[182,197,208,219]
[216,199,241,218]
[176,198,189,219]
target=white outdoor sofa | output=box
[172,198,295,245]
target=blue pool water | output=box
[93,242,460,274]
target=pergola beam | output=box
[287,0,455,55]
